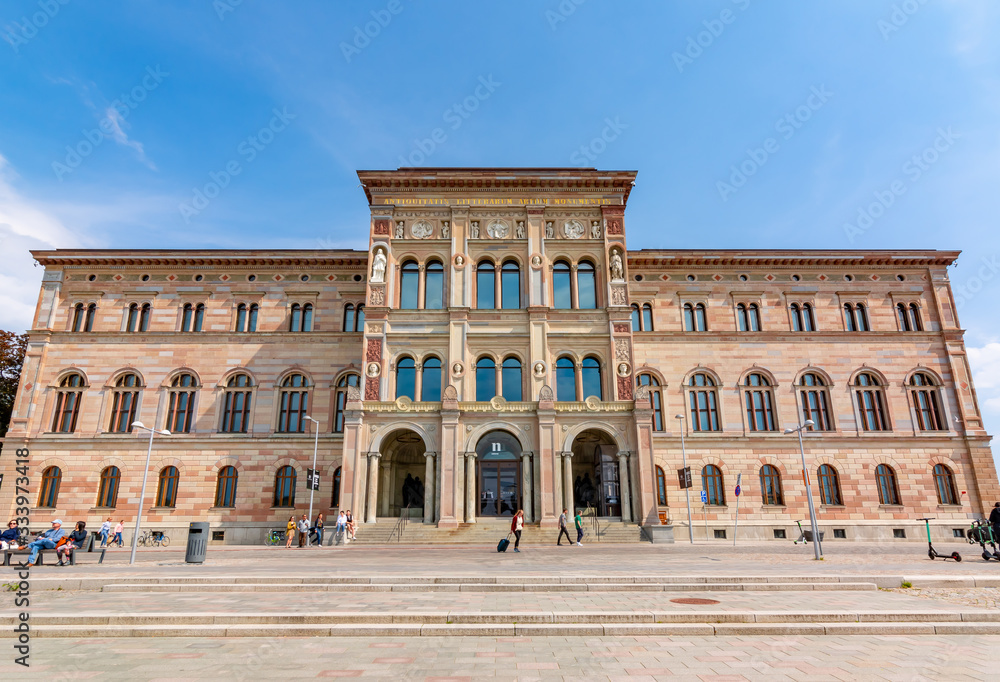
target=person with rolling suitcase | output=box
[511,509,524,553]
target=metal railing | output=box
[387,505,410,543]
[584,504,603,542]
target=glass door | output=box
[479,462,519,517]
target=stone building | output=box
[2,167,998,543]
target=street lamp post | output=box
[129,421,170,565]
[674,414,694,544]
[784,419,821,560]
[304,416,320,541]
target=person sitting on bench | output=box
[1,520,21,550]
[25,519,66,566]
[56,521,88,566]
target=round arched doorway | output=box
[378,429,427,517]
[476,430,522,517]
[570,429,622,518]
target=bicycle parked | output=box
[264,529,285,546]
[136,530,170,547]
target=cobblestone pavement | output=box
[14,634,1000,680]
[882,587,1000,610]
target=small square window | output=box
[833,529,846,539]
[893,528,906,539]
[773,529,786,539]
[211,531,225,542]
[713,529,727,539]
[953,528,965,538]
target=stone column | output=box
[380,458,392,517]
[423,452,436,524]
[521,452,533,522]
[562,452,575,513]
[465,452,477,523]
[365,453,381,523]
[618,451,632,523]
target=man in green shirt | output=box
[574,510,583,546]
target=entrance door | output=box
[596,447,621,517]
[479,461,519,516]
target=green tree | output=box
[0,330,28,439]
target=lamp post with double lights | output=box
[304,416,320,540]
[129,421,170,565]
[784,419,821,560]
[674,414,694,544]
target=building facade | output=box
[2,168,998,543]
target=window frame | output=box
[214,466,238,508]
[798,373,833,431]
[96,466,121,508]
[333,373,361,431]
[51,373,85,433]
[476,260,496,310]
[552,260,572,310]
[759,464,784,506]
[395,356,417,400]
[425,260,445,310]
[166,373,198,433]
[108,373,141,433]
[580,356,603,401]
[276,373,310,433]
[743,373,777,432]
[156,466,179,508]
[637,373,663,431]
[475,356,497,402]
[683,302,707,331]
[220,373,253,434]
[933,463,958,505]
[501,356,523,401]
[702,464,726,506]
[37,466,62,508]
[500,260,521,310]
[656,466,668,506]
[273,465,297,508]
[687,373,720,432]
[421,357,443,402]
[817,463,842,506]
[875,463,900,505]
[855,372,890,432]
[555,356,576,401]
[909,372,945,431]
[576,260,597,309]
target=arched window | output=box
[798,373,832,431]
[109,373,141,433]
[72,303,85,332]
[422,357,442,401]
[97,466,120,508]
[343,304,355,332]
[875,464,900,505]
[910,373,944,431]
[908,303,923,332]
[630,304,640,331]
[475,357,496,402]
[501,357,522,401]
[683,303,707,331]
[181,303,205,332]
[84,303,96,332]
[476,260,495,309]
[332,466,342,508]
[277,374,309,433]
[637,374,663,431]
[737,303,761,331]
[221,373,253,433]
[235,303,259,332]
[933,464,957,505]
[37,466,61,508]
[759,464,783,506]
[289,303,313,332]
[577,260,597,309]
[702,464,725,505]
[656,466,667,506]
[790,303,816,332]
[844,303,870,332]
[744,373,776,432]
[333,373,361,431]
[215,466,238,508]
[273,466,296,507]
[642,304,654,331]
[156,466,179,507]
[400,260,419,309]
[166,373,197,433]
[817,464,842,505]
[425,260,445,309]
[126,303,139,332]
[52,373,85,433]
[581,356,602,400]
[855,373,889,431]
[138,303,151,332]
[553,260,572,309]
[688,373,720,432]
[555,357,576,401]
[395,357,416,400]
[500,260,520,309]
[355,304,365,330]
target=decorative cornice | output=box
[31,250,366,269]
[627,250,960,269]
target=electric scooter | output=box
[967,519,1000,561]
[919,518,961,562]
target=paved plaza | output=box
[3,542,999,680]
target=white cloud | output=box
[104,106,157,171]
[967,342,1000,470]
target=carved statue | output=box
[371,248,387,283]
[441,222,450,239]
[531,255,542,268]
[394,221,404,239]
[487,219,510,239]
[591,221,602,239]
[610,250,624,281]
[545,221,554,239]
[516,221,525,239]
[455,255,464,267]
[471,221,480,239]
[563,220,585,239]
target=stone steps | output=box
[347,520,646,544]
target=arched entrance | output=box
[571,429,622,517]
[476,430,522,517]
[378,429,427,517]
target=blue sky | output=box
[2,0,1000,446]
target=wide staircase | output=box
[348,518,647,545]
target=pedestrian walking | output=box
[56,521,88,566]
[574,509,584,546]
[297,514,310,547]
[556,508,571,545]
[99,517,112,547]
[511,509,524,553]
[24,519,66,567]
[312,513,325,546]
[112,520,124,547]
[990,502,1000,540]
[336,510,347,545]
[285,515,295,549]
[346,509,356,540]
[1,520,20,550]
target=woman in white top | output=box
[510,510,524,553]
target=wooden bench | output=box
[3,544,106,567]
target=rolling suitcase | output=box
[497,533,511,553]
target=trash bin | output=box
[803,530,825,542]
[185,522,209,563]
